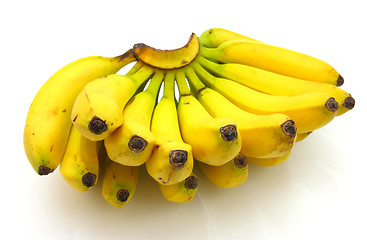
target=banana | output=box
[176,70,241,166]
[104,70,164,166]
[198,154,248,188]
[200,40,344,86]
[199,28,261,48]
[246,152,292,167]
[101,157,140,208]
[158,172,198,203]
[71,65,154,141]
[59,126,104,192]
[296,131,313,142]
[145,71,194,185]
[193,62,338,134]
[185,67,296,158]
[24,50,136,175]
[133,33,200,69]
[199,57,354,116]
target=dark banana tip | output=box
[234,155,248,169]
[343,96,355,109]
[82,172,97,187]
[116,189,130,202]
[325,97,339,112]
[169,150,188,167]
[88,116,108,135]
[220,124,238,141]
[128,135,148,153]
[38,166,53,176]
[336,75,344,87]
[281,120,297,137]
[185,176,198,190]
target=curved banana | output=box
[200,40,344,86]
[101,157,140,208]
[158,172,198,203]
[104,70,163,166]
[133,33,199,69]
[24,50,136,175]
[145,71,194,185]
[176,70,241,166]
[247,152,292,167]
[186,67,296,158]
[71,65,154,141]
[193,63,338,134]
[59,126,104,192]
[199,57,354,116]
[198,154,248,188]
[199,28,261,48]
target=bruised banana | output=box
[199,57,354,116]
[199,28,261,48]
[59,126,105,192]
[193,62,338,134]
[186,67,296,158]
[200,39,344,86]
[71,64,154,141]
[158,172,198,203]
[176,70,241,166]
[198,154,248,188]
[146,71,194,185]
[102,157,140,208]
[246,151,292,167]
[24,50,136,175]
[104,71,164,166]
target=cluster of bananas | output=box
[24,28,355,207]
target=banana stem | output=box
[129,65,155,86]
[126,61,143,76]
[145,70,164,100]
[162,71,176,100]
[185,65,207,95]
[176,70,191,96]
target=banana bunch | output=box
[23,28,354,207]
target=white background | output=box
[1,0,366,239]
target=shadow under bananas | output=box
[26,130,347,239]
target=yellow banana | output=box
[247,152,292,167]
[24,50,136,175]
[296,131,313,142]
[71,65,154,141]
[176,70,241,166]
[186,67,296,158]
[158,172,198,203]
[145,71,194,185]
[199,28,261,48]
[101,157,140,208]
[198,154,248,188]
[200,40,344,86]
[104,70,163,166]
[59,126,104,192]
[199,57,354,116]
[133,33,200,69]
[193,63,338,133]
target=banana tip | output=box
[281,120,297,137]
[220,124,238,141]
[38,166,53,176]
[116,189,130,202]
[337,75,344,87]
[234,155,248,169]
[88,116,108,135]
[129,135,148,153]
[325,97,339,112]
[343,96,355,110]
[169,150,188,167]
[82,172,97,187]
[185,176,198,190]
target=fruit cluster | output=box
[24,28,355,207]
